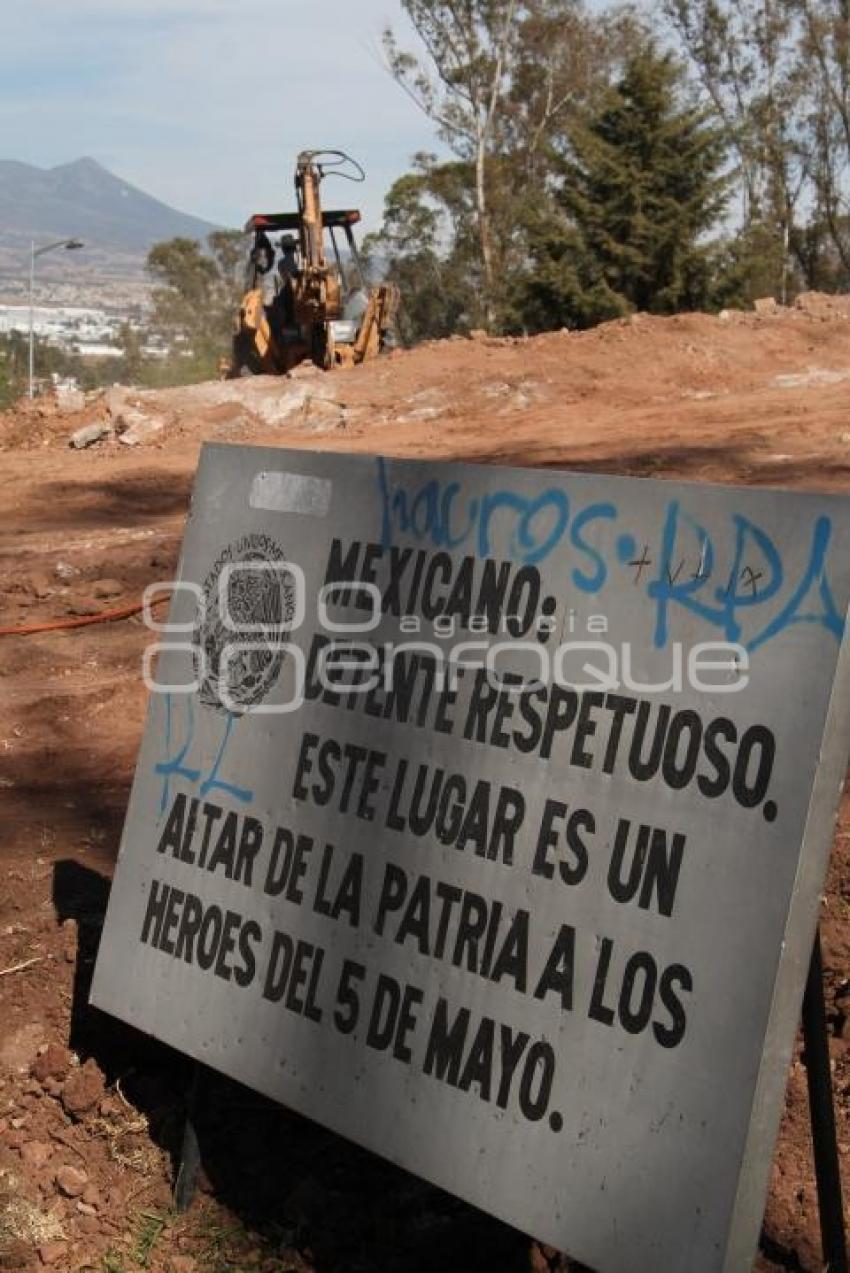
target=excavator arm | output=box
[225,150,398,378]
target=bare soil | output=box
[2,297,850,1272]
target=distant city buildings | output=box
[0,303,166,359]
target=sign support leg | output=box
[802,928,847,1273]
[174,1061,203,1213]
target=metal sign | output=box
[91,443,850,1272]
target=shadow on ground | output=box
[466,436,850,494]
[28,471,193,533]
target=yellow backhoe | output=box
[225,150,399,377]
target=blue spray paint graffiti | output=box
[154,693,255,810]
[376,457,844,650]
[377,457,617,577]
[648,503,844,650]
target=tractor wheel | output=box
[309,324,333,371]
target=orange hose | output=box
[0,594,170,637]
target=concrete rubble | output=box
[68,422,111,449]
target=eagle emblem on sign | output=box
[194,533,296,714]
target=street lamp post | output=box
[28,238,84,399]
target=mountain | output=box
[0,157,223,307]
[0,157,218,255]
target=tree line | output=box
[364,0,850,341]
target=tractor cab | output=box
[242,209,370,356]
[226,150,398,376]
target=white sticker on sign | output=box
[249,469,332,516]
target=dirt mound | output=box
[2,306,850,1270]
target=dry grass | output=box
[0,1163,64,1250]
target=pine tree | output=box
[551,46,730,322]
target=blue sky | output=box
[0,1,442,232]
